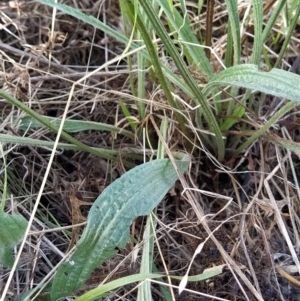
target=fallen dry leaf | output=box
[67,190,92,252]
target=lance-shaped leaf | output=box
[50,155,190,300]
[0,212,28,267]
[203,64,300,102]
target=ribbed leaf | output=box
[50,155,190,300]
[204,64,300,101]
[262,0,286,42]
[74,265,225,301]
[18,116,135,139]
[250,0,263,64]
[0,90,127,162]
[225,0,241,65]
[264,134,300,156]
[0,212,28,267]
[157,0,213,76]
[34,0,192,106]
[136,0,225,161]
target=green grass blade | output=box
[0,134,142,167]
[223,0,263,131]
[0,145,8,211]
[137,117,168,301]
[157,0,213,76]
[224,19,234,68]
[235,101,296,154]
[225,0,241,65]
[220,90,251,131]
[136,52,147,120]
[74,265,225,301]
[157,117,168,159]
[36,0,136,48]
[264,134,300,157]
[135,0,152,121]
[223,0,262,132]
[120,0,187,134]
[250,0,263,64]
[274,3,300,68]
[18,115,135,139]
[35,0,199,111]
[137,214,155,301]
[119,0,147,120]
[0,90,134,163]
[151,264,172,301]
[75,273,166,301]
[35,0,191,126]
[119,101,138,131]
[138,0,225,161]
[262,0,287,43]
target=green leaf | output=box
[157,0,213,76]
[250,0,263,65]
[74,265,225,301]
[0,145,8,211]
[136,0,225,161]
[119,101,137,131]
[17,116,135,140]
[262,0,286,43]
[225,0,241,65]
[49,155,190,300]
[75,273,165,301]
[120,0,187,135]
[264,133,300,156]
[33,0,205,119]
[274,2,300,68]
[0,134,140,167]
[36,0,135,48]
[137,118,168,301]
[203,64,300,102]
[235,101,296,155]
[0,90,128,163]
[0,212,28,267]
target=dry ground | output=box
[1,0,300,300]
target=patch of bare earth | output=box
[1,1,300,300]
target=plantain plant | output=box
[2,0,300,300]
